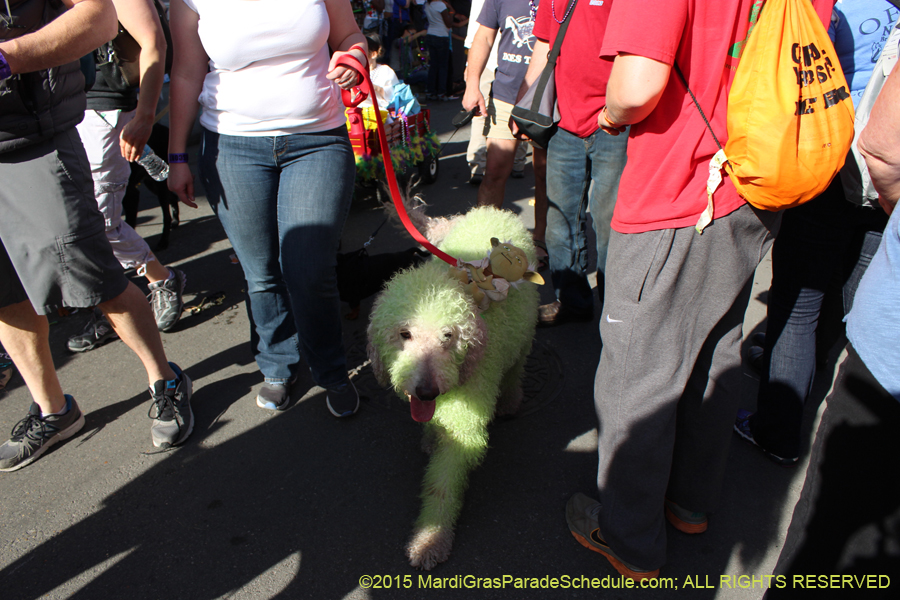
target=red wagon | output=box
[345,107,440,188]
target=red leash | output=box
[336,54,456,267]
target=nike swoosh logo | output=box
[606,315,624,323]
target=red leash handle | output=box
[335,54,456,267]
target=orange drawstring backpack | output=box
[686,0,856,232]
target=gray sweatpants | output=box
[594,203,780,569]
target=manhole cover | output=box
[346,330,563,417]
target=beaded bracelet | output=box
[0,50,12,81]
[168,153,189,164]
[600,106,624,130]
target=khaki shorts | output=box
[484,96,518,141]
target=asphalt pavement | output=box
[0,101,840,600]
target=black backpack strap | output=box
[673,62,725,152]
[530,0,578,111]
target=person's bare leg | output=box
[0,301,66,414]
[141,256,170,284]
[532,145,548,243]
[99,282,175,384]
[476,138,518,209]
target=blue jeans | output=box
[199,127,355,388]
[750,178,888,459]
[426,35,450,96]
[545,126,628,314]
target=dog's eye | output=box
[442,330,453,341]
[400,330,412,340]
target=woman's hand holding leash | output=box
[328,44,368,90]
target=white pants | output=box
[76,109,155,270]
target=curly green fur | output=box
[439,206,537,264]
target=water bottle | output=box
[137,145,169,181]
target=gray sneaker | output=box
[256,376,297,411]
[664,497,708,534]
[148,362,193,448]
[0,395,85,472]
[565,493,659,580]
[67,311,119,353]
[325,381,359,418]
[148,268,186,332]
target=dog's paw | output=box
[407,525,454,570]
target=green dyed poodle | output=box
[367,205,540,569]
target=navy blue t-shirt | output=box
[478,0,538,104]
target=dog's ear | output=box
[367,340,389,387]
[458,315,488,384]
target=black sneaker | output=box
[67,311,119,353]
[148,362,194,448]
[733,409,798,466]
[0,395,85,472]
[148,268,186,332]
[326,381,359,418]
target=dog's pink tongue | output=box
[410,395,435,422]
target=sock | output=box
[42,396,71,418]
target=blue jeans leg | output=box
[750,178,887,458]
[545,126,627,314]
[199,128,355,388]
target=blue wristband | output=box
[0,50,12,81]
[168,153,189,164]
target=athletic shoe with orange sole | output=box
[565,493,660,581]
[664,498,708,534]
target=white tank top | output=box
[183,0,345,135]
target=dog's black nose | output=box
[415,382,440,402]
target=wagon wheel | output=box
[418,151,439,185]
